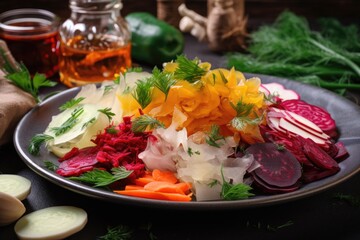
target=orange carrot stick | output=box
[125,185,144,190]
[151,169,178,183]
[114,189,192,202]
[144,181,185,194]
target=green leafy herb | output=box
[82,117,96,129]
[174,55,207,83]
[187,147,200,156]
[206,125,225,148]
[69,167,133,187]
[220,166,254,200]
[131,115,165,132]
[97,225,133,240]
[106,126,118,134]
[0,46,57,103]
[132,78,154,109]
[151,66,176,98]
[333,192,360,207]
[98,107,115,122]
[28,134,54,155]
[44,161,58,171]
[230,101,263,131]
[59,97,85,111]
[226,11,360,93]
[50,107,84,136]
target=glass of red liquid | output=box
[0,9,60,78]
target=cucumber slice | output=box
[0,174,31,200]
[14,206,87,240]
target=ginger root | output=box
[178,0,248,52]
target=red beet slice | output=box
[280,99,337,138]
[252,174,301,194]
[246,143,302,188]
[299,137,340,171]
[334,141,349,162]
[301,166,339,183]
[56,147,98,177]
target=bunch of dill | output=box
[226,11,360,95]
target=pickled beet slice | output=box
[252,174,301,194]
[280,99,337,138]
[301,166,339,183]
[299,137,340,171]
[246,143,302,188]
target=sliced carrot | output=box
[114,189,192,202]
[151,169,178,183]
[134,177,155,187]
[144,181,185,194]
[175,182,192,194]
[124,185,144,190]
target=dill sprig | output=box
[230,101,263,131]
[44,161,58,171]
[226,11,360,93]
[206,125,225,148]
[151,66,176,98]
[50,107,84,136]
[174,55,207,83]
[97,225,133,240]
[220,166,254,200]
[68,167,133,187]
[132,78,154,109]
[131,115,165,133]
[28,134,54,155]
[59,97,85,111]
[98,107,115,122]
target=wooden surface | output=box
[0,0,359,30]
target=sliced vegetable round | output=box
[280,99,337,137]
[14,206,87,240]
[0,174,31,200]
[246,143,302,188]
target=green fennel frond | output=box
[131,115,165,133]
[59,97,85,111]
[28,134,54,155]
[50,107,84,136]
[174,55,207,83]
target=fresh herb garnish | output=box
[132,78,154,109]
[187,147,200,156]
[28,134,54,155]
[333,192,360,207]
[59,97,85,111]
[230,101,263,131]
[206,125,225,148]
[97,225,133,240]
[68,167,133,187]
[82,117,96,129]
[220,166,254,200]
[98,107,115,122]
[174,55,207,83]
[131,115,165,133]
[44,161,58,171]
[226,11,360,93]
[151,66,176,98]
[0,44,57,103]
[50,107,84,136]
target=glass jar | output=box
[58,0,132,87]
[0,8,60,78]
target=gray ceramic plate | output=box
[14,74,360,210]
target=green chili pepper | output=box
[125,12,185,66]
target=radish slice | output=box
[0,192,26,226]
[0,174,31,201]
[14,206,87,240]
[260,83,300,101]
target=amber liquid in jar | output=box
[0,9,60,78]
[59,36,131,87]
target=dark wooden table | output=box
[1,34,360,240]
